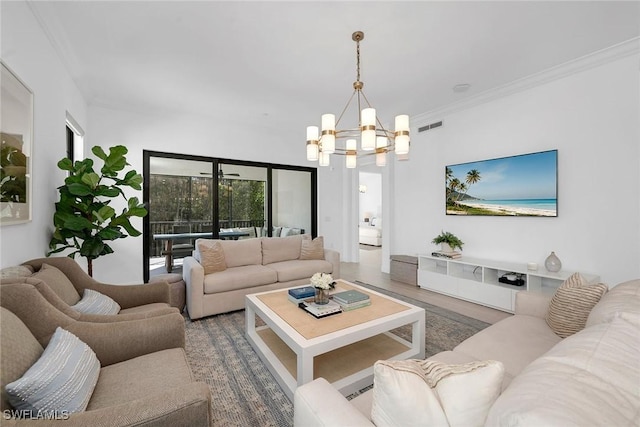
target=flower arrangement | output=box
[310,272,335,290]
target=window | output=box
[65,113,84,163]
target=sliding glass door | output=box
[143,151,316,281]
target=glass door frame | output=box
[142,150,317,282]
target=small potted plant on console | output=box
[431,231,464,258]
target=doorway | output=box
[358,170,383,264]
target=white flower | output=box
[310,272,334,289]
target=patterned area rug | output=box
[184,282,491,427]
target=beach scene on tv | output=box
[446,150,557,217]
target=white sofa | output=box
[294,279,640,426]
[183,234,340,320]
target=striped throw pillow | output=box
[546,273,608,338]
[72,289,121,315]
[6,327,100,415]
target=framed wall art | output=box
[446,150,558,217]
[1,62,33,225]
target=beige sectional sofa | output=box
[294,278,640,426]
[183,234,340,320]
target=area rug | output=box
[184,282,491,427]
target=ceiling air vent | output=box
[418,121,443,133]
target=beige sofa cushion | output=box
[31,263,81,305]
[587,279,640,327]
[267,259,333,283]
[218,238,262,268]
[203,265,278,294]
[546,273,608,338]
[87,348,193,410]
[262,234,308,265]
[486,314,640,426]
[454,315,561,382]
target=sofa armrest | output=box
[23,277,178,322]
[183,256,205,320]
[85,281,172,309]
[294,378,373,427]
[2,383,211,426]
[65,312,186,366]
[514,291,552,318]
[324,249,341,279]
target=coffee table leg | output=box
[297,350,314,387]
[413,316,426,359]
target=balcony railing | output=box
[149,220,265,257]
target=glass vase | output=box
[545,251,562,272]
[314,287,330,305]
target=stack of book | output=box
[332,289,371,311]
[299,300,342,318]
[288,286,316,304]
[431,250,462,259]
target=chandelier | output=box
[306,31,410,168]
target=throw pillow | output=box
[5,327,100,415]
[371,359,504,427]
[0,265,33,279]
[300,236,325,260]
[72,289,121,315]
[546,273,608,338]
[31,263,81,306]
[198,240,226,274]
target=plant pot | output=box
[441,243,453,253]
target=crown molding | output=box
[412,37,640,128]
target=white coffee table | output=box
[245,280,425,400]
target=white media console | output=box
[417,254,600,313]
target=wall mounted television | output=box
[446,149,557,217]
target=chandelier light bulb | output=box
[307,143,319,162]
[394,115,410,155]
[319,151,331,167]
[346,139,357,168]
[321,114,336,154]
[361,108,376,151]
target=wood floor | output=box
[343,246,512,325]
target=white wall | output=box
[0,2,87,268]
[392,54,640,286]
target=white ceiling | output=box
[29,1,640,133]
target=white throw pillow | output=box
[5,327,100,415]
[72,289,121,315]
[371,359,504,427]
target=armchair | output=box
[19,257,180,320]
[0,282,185,365]
[0,305,211,426]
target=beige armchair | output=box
[0,304,211,426]
[0,282,185,365]
[18,257,180,321]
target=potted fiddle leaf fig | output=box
[431,230,464,252]
[47,145,147,276]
